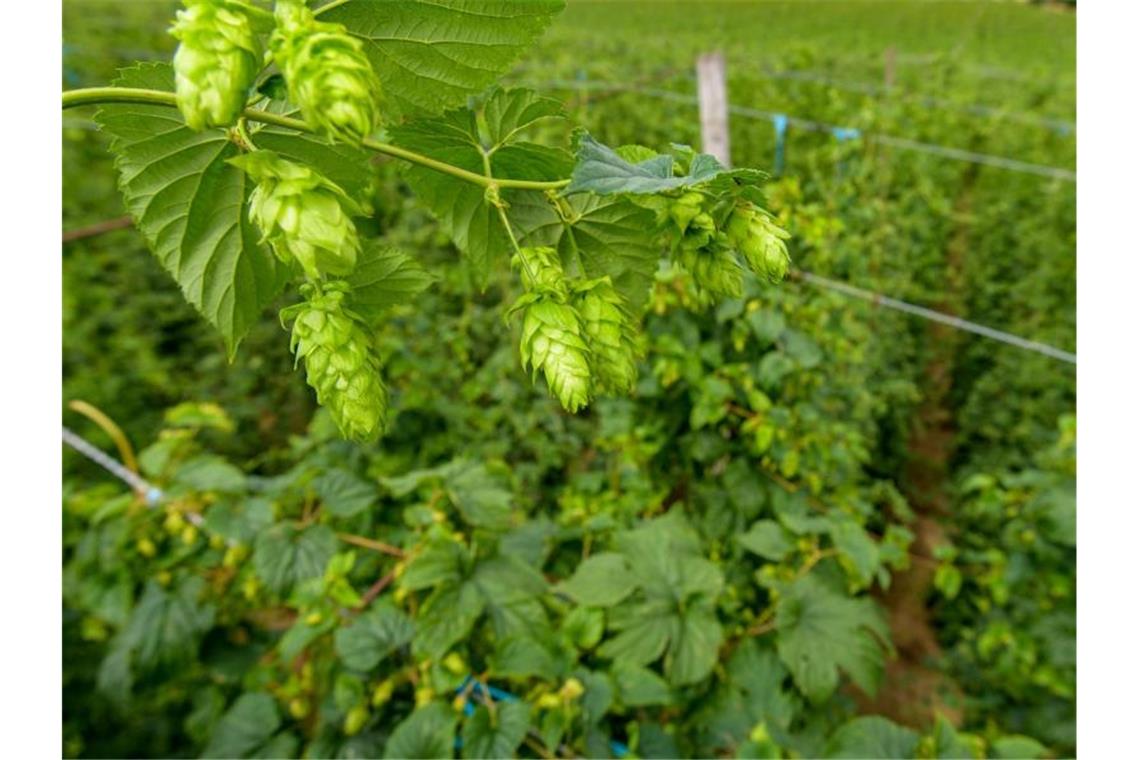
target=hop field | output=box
[62,2,1075,758]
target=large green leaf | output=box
[775,573,891,704]
[737,520,794,561]
[200,693,292,759]
[387,88,571,280]
[346,242,436,321]
[383,702,458,759]
[252,525,338,595]
[824,716,920,759]
[124,578,215,673]
[313,468,378,519]
[566,132,767,196]
[320,0,566,118]
[334,601,416,671]
[461,701,531,759]
[94,64,290,357]
[557,552,638,607]
[515,192,661,309]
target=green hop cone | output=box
[678,243,745,298]
[669,191,706,232]
[282,282,387,441]
[229,150,363,280]
[169,0,262,131]
[572,277,641,394]
[513,246,567,297]
[726,205,792,284]
[509,293,593,413]
[271,1,382,144]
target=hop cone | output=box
[572,278,641,394]
[272,1,382,144]
[669,191,706,232]
[678,243,744,298]
[170,0,261,131]
[283,283,387,441]
[229,150,362,280]
[513,246,567,297]
[511,293,594,413]
[726,205,792,284]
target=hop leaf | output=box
[727,205,792,284]
[283,282,388,441]
[229,150,363,280]
[169,0,262,131]
[572,277,642,394]
[271,0,382,144]
[509,292,593,413]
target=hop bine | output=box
[509,247,593,413]
[271,0,382,144]
[169,0,262,131]
[228,150,363,280]
[726,204,792,284]
[281,282,388,442]
[669,193,744,298]
[572,277,641,394]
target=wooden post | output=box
[884,45,897,90]
[696,52,731,167]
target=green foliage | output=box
[63,0,1074,758]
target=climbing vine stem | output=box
[61,87,573,193]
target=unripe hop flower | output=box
[271,1,382,144]
[282,283,388,441]
[678,243,744,298]
[169,0,262,131]
[229,150,363,280]
[572,277,641,394]
[726,205,792,284]
[514,246,568,297]
[512,294,594,413]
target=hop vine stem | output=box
[61,87,572,192]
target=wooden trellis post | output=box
[696,51,731,167]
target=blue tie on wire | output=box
[832,126,862,142]
[454,676,630,757]
[771,113,788,175]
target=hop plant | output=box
[229,150,363,280]
[509,247,593,412]
[726,205,792,284]
[169,0,262,131]
[572,277,641,394]
[678,243,745,298]
[271,0,382,144]
[281,282,387,441]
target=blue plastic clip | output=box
[831,126,862,142]
[771,113,788,175]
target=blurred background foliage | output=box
[63,1,1075,758]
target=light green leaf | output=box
[313,468,377,519]
[461,701,531,759]
[400,539,468,592]
[612,662,674,707]
[991,735,1048,759]
[737,520,794,561]
[386,89,571,279]
[825,716,920,759]
[200,693,282,759]
[489,635,564,681]
[335,601,416,671]
[94,64,290,357]
[346,242,436,321]
[321,1,566,118]
[557,552,638,607]
[173,456,246,493]
[829,518,880,590]
[203,497,274,544]
[665,608,723,686]
[253,525,338,595]
[776,573,890,704]
[383,702,458,759]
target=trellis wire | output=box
[529,80,1076,181]
[791,270,1076,365]
[62,426,167,507]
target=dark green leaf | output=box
[737,520,794,561]
[335,601,416,671]
[314,468,377,519]
[347,242,436,321]
[557,552,638,607]
[383,702,458,759]
[825,716,919,759]
[461,701,531,759]
[253,525,337,595]
[125,578,215,673]
[200,693,282,759]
